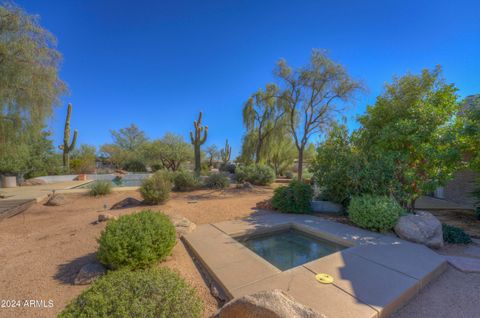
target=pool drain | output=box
[315,273,334,284]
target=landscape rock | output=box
[243,182,254,190]
[215,289,326,318]
[169,215,196,237]
[98,213,117,222]
[20,178,47,186]
[110,197,142,210]
[394,211,444,249]
[45,194,66,206]
[74,261,106,285]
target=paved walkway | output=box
[184,213,446,318]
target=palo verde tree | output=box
[100,124,148,168]
[220,139,232,164]
[0,3,66,176]
[143,134,193,171]
[190,112,208,175]
[58,104,78,172]
[357,66,462,211]
[205,145,219,168]
[243,84,285,163]
[275,49,362,179]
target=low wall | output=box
[36,173,152,184]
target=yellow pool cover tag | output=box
[315,273,334,284]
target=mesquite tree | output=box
[189,112,208,175]
[58,104,78,172]
[276,49,361,179]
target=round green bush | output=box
[348,195,403,232]
[59,268,203,318]
[219,162,236,174]
[205,173,230,189]
[97,210,176,269]
[173,170,198,191]
[442,224,472,244]
[235,164,275,185]
[89,180,112,196]
[272,180,313,214]
[122,160,147,172]
[140,171,172,204]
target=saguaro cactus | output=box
[190,112,208,175]
[220,139,231,164]
[59,103,78,172]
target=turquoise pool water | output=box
[77,178,145,188]
[238,229,346,271]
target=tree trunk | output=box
[297,148,304,180]
[63,152,69,173]
[255,139,262,164]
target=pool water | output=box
[238,228,346,271]
[77,178,145,188]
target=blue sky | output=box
[16,0,480,156]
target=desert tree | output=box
[275,49,362,179]
[205,145,219,168]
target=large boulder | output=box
[74,261,106,285]
[394,211,444,249]
[215,289,325,318]
[20,178,47,186]
[110,197,142,210]
[45,194,66,206]
[169,215,196,237]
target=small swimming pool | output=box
[76,177,147,188]
[237,228,346,271]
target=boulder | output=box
[74,261,106,285]
[243,182,254,190]
[98,213,117,222]
[45,194,66,206]
[110,197,142,210]
[215,289,326,318]
[169,215,196,237]
[20,178,47,186]
[394,211,444,249]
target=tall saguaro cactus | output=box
[59,103,78,172]
[190,112,208,175]
[220,139,231,164]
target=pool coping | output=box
[183,212,447,318]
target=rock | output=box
[98,213,117,222]
[74,262,106,285]
[110,197,142,210]
[394,211,444,249]
[256,198,273,210]
[243,182,254,190]
[45,194,66,206]
[215,289,326,318]
[20,178,47,186]
[169,215,196,237]
[114,169,128,175]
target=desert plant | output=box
[220,139,231,164]
[284,171,293,179]
[442,224,472,244]
[235,164,275,185]
[97,210,176,269]
[89,180,112,196]
[173,170,198,191]
[58,104,78,172]
[348,195,404,232]
[123,159,147,172]
[190,112,208,175]
[140,172,172,204]
[219,162,236,174]
[272,180,313,214]
[59,268,203,318]
[204,173,230,189]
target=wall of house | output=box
[441,169,478,205]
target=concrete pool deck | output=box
[183,212,447,318]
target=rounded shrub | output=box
[272,180,313,214]
[123,160,147,172]
[442,224,472,244]
[140,171,172,205]
[348,195,403,232]
[59,268,203,318]
[205,173,230,189]
[97,210,176,269]
[219,162,236,174]
[89,180,112,196]
[173,170,198,191]
[235,164,275,186]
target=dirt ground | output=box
[1,187,479,318]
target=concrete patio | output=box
[183,212,447,318]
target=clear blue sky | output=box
[16,0,480,155]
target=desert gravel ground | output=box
[1,187,479,318]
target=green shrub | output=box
[442,224,472,244]
[140,171,172,204]
[219,162,236,174]
[173,170,198,191]
[235,164,275,186]
[205,173,230,189]
[97,210,176,269]
[284,171,294,179]
[272,180,313,214]
[89,180,112,196]
[348,195,403,232]
[59,268,203,318]
[123,160,147,172]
